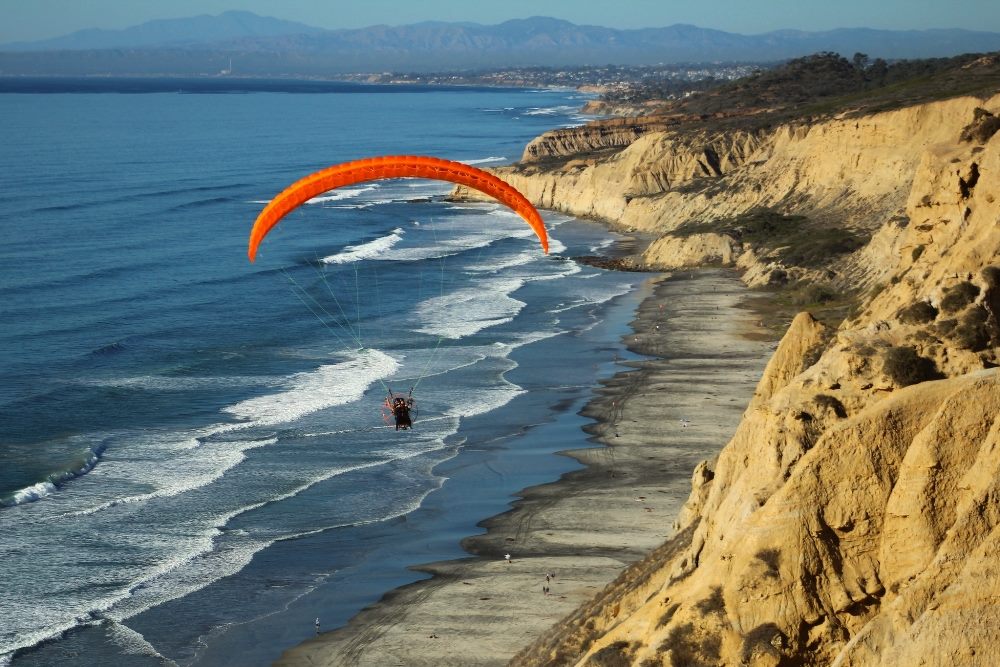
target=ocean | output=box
[0,79,642,665]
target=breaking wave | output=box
[1,444,106,508]
[321,228,405,264]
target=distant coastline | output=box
[0,76,518,95]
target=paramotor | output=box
[248,155,548,261]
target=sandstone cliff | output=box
[498,96,1000,665]
[521,116,678,162]
[456,94,1000,290]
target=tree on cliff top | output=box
[618,51,1000,129]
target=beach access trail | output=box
[275,268,775,666]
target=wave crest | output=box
[321,228,404,264]
[1,444,106,508]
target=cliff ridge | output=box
[494,89,1000,666]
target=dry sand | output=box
[274,268,775,666]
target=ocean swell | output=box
[1,444,106,508]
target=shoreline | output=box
[275,268,776,666]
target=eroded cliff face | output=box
[508,98,1000,666]
[457,127,766,227]
[521,116,677,162]
[456,94,1000,290]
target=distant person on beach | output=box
[505,553,511,564]
[314,617,320,632]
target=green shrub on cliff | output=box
[882,346,942,386]
[940,281,980,313]
[790,283,840,306]
[960,108,1000,144]
[674,208,868,269]
[950,305,992,351]
[897,300,938,324]
[589,641,635,667]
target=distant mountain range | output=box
[3,11,1000,76]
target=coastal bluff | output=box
[456,93,1000,665]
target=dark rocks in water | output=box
[572,255,650,272]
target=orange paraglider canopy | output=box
[248,155,548,261]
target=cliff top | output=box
[601,51,1000,131]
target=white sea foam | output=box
[102,445,451,626]
[4,440,451,659]
[464,249,535,273]
[304,185,379,204]
[321,228,405,264]
[511,328,567,348]
[360,230,494,263]
[59,437,278,520]
[107,621,178,664]
[486,208,521,218]
[466,240,573,284]
[461,156,506,165]
[414,278,526,339]
[524,105,579,116]
[28,351,397,519]
[546,277,636,314]
[565,114,594,127]
[6,454,393,657]
[324,202,374,209]
[449,384,525,420]
[10,480,58,505]
[548,237,568,254]
[588,237,617,253]
[249,184,379,208]
[381,341,514,386]
[224,349,399,425]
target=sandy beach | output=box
[275,268,775,666]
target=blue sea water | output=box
[0,80,640,665]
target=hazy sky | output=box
[5,0,1000,43]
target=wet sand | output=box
[274,269,775,666]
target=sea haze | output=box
[0,83,641,665]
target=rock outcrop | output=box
[521,116,678,162]
[504,93,1000,665]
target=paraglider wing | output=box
[248,155,548,261]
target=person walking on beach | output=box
[314,617,320,633]
[504,553,511,565]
